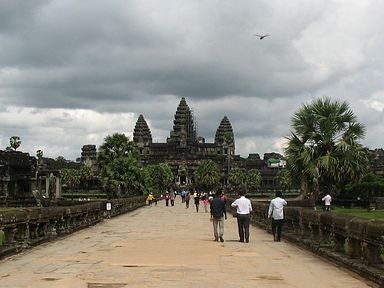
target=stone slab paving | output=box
[0,198,378,288]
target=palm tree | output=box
[194,160,221,192]
[285,97,368,200]
[80,165,94,192]
[98,133,138,166]
[60,168,81,200]
[276,169,292,192]
[246,169,262,193]
[143,164,174,195]
[98,133,142,197]
[228,167,246,194]
[102,155,143,197]
[36,149,43,158]
[10,136,21,151]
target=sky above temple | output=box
[0,1,383,160]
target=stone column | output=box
[55,177,61,198]
[45,177,50,198]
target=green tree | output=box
[80,165,94,191]
[276,169,293,192]
[44,156,79,170]
[10,136,21,151]
[246,169,261,193]
[143,163,174,195]
[36,150,44,171]
[98,133,142,198]
[36,149,43,158]
[102,155,143,197]
[60,168,81,199]
[194,160,221,192]
[344,172,384,200]
[98,133,138,166]
[228,167,246,194]
[285,97,369,200]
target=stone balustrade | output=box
[0,196,146,258]
[228,199,384,286]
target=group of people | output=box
[148,189,332,243]
[210,190,289,243]
[209,190,254,243]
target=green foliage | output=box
[60,169,81,189]
[97,133,138,166]
[79,165,95,191]
[143,163,174,195]
[277,169,292,191]
[344,173,384,200]
[229,167,246,193]
[9,136,21,151]
[97,133,142,198]
[194,160,221,192]
[102,155,143,197]
[285,97,368,200]
[246,169,261,191]
[36,149,43,158]
[43,156,79,170]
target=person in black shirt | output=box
[210,190,227,242]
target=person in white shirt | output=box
[322,193,332,211]
[231,190,253,243]
[268,191,287,242]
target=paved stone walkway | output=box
[0,198,378,288]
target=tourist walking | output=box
[165,192,170,206]
[181,190,186,203]
[147,192,155,206]
[194,191,200,212]
[268,191,287,242]
[202,193,209,213]
[322,193,332,211]
[210,190,227,242]
[170,190,175,206]
[185,191,190,208]
[231,190,252,243]
[220,192,227,205]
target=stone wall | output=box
[228,199,384,286]
[0,196,146,258]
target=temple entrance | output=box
[179,175,187,185]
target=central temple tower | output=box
[167,97,197,145]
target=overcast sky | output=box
[1,0,383,160]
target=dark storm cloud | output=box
[1,1,384,159]
[0,0,313,110]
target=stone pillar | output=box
[55,177,61,198]
[45,178,50,198]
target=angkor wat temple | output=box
[131,97,284,189]
[2,97,384,204]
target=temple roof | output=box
[133,114,152,144]
[168,97,196,143]
[215,116,234,145]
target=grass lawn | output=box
[331,207,384,220]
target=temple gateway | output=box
[132,97,284,190]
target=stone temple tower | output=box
[133,114,152,156]
[167,97,197,145]
[215,115,235,156]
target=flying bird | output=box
[254,34,270,40]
